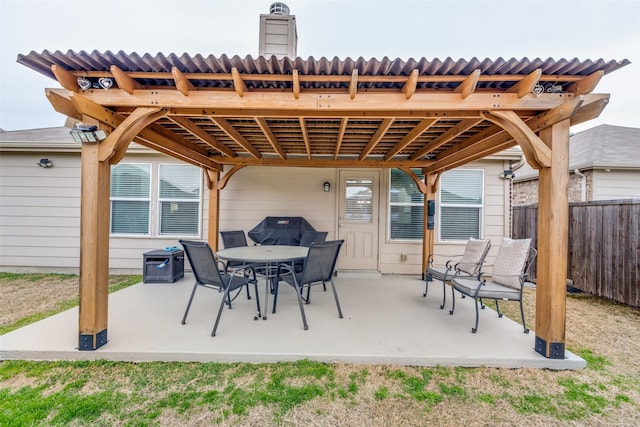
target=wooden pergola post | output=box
[78,119,111,351]
[534,119,570,358]
[422,172,439,278]
[207,170,221,251]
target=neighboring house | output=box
[513,125,640,205]
[0,127,521,275]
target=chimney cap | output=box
[269,2,290,15]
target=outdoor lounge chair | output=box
[424,238,491,309]
[179,239,261,337]
[273,240,344,330]
[449,237,536,333]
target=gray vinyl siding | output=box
[0,153,81,272]
[0,151,199,274]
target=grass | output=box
[1,358,636,426]
[1,274,639,426]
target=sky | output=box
[1,0,639,133]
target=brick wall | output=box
[513,170,592,206]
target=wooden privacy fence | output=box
[512,199,640,308]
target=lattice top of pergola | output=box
[18,50,629,173]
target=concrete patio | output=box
[1,273,585,369]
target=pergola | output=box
[18,50,628,358]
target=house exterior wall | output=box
[211,166,337,244]
[513,170,595,205]
[1,149,513,275]
[0,152,81,272]
[592,169,640,200]
[0,150,196,274]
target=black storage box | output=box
[143,249,184,283]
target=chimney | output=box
[259,2,297,59]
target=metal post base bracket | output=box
[79,329,108,351]
[535,336,565,359]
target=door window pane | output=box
[345,178,372,222]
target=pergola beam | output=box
[453,69,480,99]
[255,117,287,159]
[410,118,483,160]
[172,67,196,96]
[67,89,573,112]
[359,118,393,160]
[210,117,262,159]
[171,115,236,158]
[482,110,551,169]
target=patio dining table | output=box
[216,245,308,320]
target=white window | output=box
[111,163,151,235]
[389,168,424,240]
[158,164,201,235]
[110,163,201,236]
[439,169,483,241]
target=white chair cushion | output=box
[492,237,531,288]
[457,238,490,274]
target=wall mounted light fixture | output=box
[37,158,53,168]
[70,125,107,143]
[323,181,330,192]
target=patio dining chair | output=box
[219,230,253,298]
[424,238,491,309]
[449,237,536,333]
[273,240,344,330]
[295,231,328,277]
[219,230,249,271]
[179,239,261,337]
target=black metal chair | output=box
[424,238,491,309]
[295,231,328,276]
[299,231,328,247]
[179,239,261,337]
[450,238,536,334]
[273,240,344,330]
[219,230,248,270]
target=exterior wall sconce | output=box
[69,125,107,143]
[37,158,53,168]
[323,181,331,192]
[500,169,515,180]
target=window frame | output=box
[109,162,202,238]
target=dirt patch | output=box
[0,275,79,326]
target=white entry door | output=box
[337,170,380,270]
